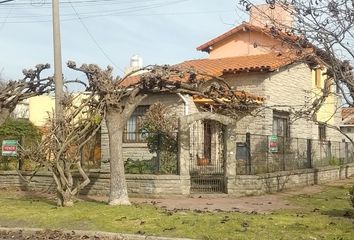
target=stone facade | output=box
[225,63,343,141]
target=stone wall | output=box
[229,163,354,196]
[0,171,190,197]
[0,163,353,197]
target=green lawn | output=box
[0,184,353,240]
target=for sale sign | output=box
[2,140,18,157]
[268,135,278,153]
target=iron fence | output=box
[236,133,354,175]
[123,131,178,175]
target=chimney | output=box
[124,54,143,75]
[249,4,293,31]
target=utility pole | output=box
[52,0,63,120]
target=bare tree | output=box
[20,92,102,207]
[68,62,260,205]
[0,64,53,125]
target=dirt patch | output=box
[0,229,111,240]
[0,228,189,240]
[2,178,353,214]
[133,194,294,213]
[132,178,354,213]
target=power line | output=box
[0,6,12,31]
[0,0,15,4]
[68,0,124,73]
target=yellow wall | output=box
[28,93,92,127]
[28,95,55,127]
[311,68,338,124]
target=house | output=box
[94,5,354,197]
[3,6,352,197]
[100,5,343,169]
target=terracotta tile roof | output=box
[121,51,307,87]
[342,107,354,125]
[197,22,298,52]
[176,52,304,77]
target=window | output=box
[315,68,321,88]
[124,105,149,143]
[318,124,326,140]
[272,111,290,137]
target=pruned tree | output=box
[20,92,102,207]
[0,64,53,125]
[68,62,261,205]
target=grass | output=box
[0,184,353,240]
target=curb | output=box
[0,227,193,240]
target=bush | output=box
[0,118,41,171]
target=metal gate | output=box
[189,120,226,193]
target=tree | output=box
[239,0,354,208]
[0,64,53,125]
[68,62,260,205]
[20,93,101,207]
[140,102,179,174]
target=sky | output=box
[0,0,253,83]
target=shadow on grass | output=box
[322,208,354,219]
[77,195,108,205]
[14,193,57,207]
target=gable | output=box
[206,27,288,59]
[197,23,294,59]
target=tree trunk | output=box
[57,190,74,207]
[106,109,131,205]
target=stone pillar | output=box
[225,124,237,194]
[178,118,191,194]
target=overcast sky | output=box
[0,0,253,82]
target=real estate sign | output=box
[268,135,278,153]
[2,140,18,157]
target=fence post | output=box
[307,139,312,168]
[246,132,251,174]
[18,136,23,171]
[156,132,161,174]
[327,140,332,164]
[345,142,349,164]
[282,136,286,171]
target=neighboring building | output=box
[28,95,55,128]
[11,95,54,128]
[341,107,354,142]
[11,99,29,119]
